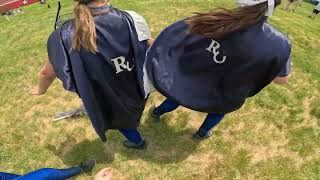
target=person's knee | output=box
[39,68,55,79]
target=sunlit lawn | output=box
[0,0,319,179]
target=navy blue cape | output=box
[145,19,291,114]
[47,6,150,141]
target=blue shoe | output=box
[123,140,146,149]
[150,106,161,122]
[192,131,213,140]
[79,159,96,173]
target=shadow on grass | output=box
[119,113,202,164]
[47,110,202,166]
[46,135,117,166]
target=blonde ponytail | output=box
[71,2,98,53]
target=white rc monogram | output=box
[206,39,227,64]
[111,56,134,74]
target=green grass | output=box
[0,0,319,179]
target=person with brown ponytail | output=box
[145,0,292,139]
[47,0,153,149]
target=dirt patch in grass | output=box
[186,110,206,129]
[147,143,169,161]
[250,143,303,165]
[47,95,82,109]
[298,96,320,130]
[24,104,45,118]
[221,119,304,165]
[185,151,223,168]
[178,151,224,178]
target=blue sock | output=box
[153,99,180,116]
[197,113,225,137]
[15,167,82,180]
[119,129,143,144]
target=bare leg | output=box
[292,1,300,12]
[309,12,317,19]
[30,60,56,95]
[285,2,292,10]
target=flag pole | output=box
[54,0,61,30]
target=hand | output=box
[94,168,113,180]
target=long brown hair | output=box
[187,0,281,39]
[71,0,101,53]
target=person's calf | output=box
[39,70,56,80]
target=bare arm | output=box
[94,168,113,180]
[147,38,154,47]
[273,75,289,85]
[30,60,56,95]
[274,55,291,85]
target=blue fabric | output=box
[146,18,291,114]
[197,113,225,136]
[0,167,81,180]
[277,56,292,77]
[153,99,179,115]
[0,172,21,180]
[47,25,77,93]
[47,5,149,141]
[118,129,143,143]
[154,99,225,135]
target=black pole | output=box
[54,0,61,30]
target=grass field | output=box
[0,0,320,179]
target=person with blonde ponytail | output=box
[145,0,292,140]
[47,0,153,149]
